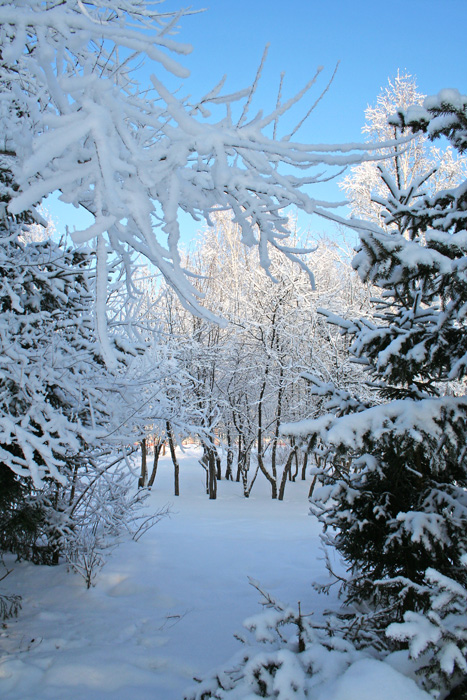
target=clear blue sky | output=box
[164,0,466,142]
[48,0,467,242]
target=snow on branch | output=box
[281,395,467,450]
[1,0,408,335]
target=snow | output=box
[425,89,467,112]
[281,395,467,451]
[315,658,431,700]
[3,0,402,332]
[0,447,323,699]
[0,447,432,700]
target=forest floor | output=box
[0,447,431,699]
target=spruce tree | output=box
[282,89,467,694]
[0,154,110,564]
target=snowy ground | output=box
[0,448,327,699]
[0,447,431,699]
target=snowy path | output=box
[0,448,326,699]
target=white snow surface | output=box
[0,447,431,700]
[315,658,430,700]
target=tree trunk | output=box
[215,451,222,480]
[138,437,148,488]
[256,368,277,498]
[166,422,179,496]
[308,454,325,498]
[239,449,252,497]
[236,433,243,482]
[244,462,260,497]
[68,457,81,507]
[308,473,319,498]
[208,448,217,500]
[225,444,234,481]
[301,451,308,480]
[50,484,62,565]
[200,443,218,499]
[148,441,163,488]
[271,363,285,481]
[278,449,297,501]
[257,453,277,499]
[291,442,299,482]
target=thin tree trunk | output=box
[225,430,234,481]
[309,454,324,498]
[208,448,217,500]
[278,449,297,501]
[244,462,260,497]
[215,451,222,480]
[68,457,81,507]
[148,442,163,488]
[271,438,278,482]
[236,433,243,482]
[257,453,278,499]
[138,437,148,488]
[308,473,319,499]
[166,422,179,496]
[240,450,252,497]
[257,377,267,462]
[50,483,62,565]
[257,374,277,499]
[291,442,299,482]
[200,443,218,499]
[271,364,285,481]
[301,451,308,481]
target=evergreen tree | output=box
[0,150,129,565]
[0,234,101,562]
[281,89,467,695]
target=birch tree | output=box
[158,213,372,499]
[340,72,467,231]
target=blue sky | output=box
[164,0,466,142]
[48,0,467,243]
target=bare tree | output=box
[155,213,373,499]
